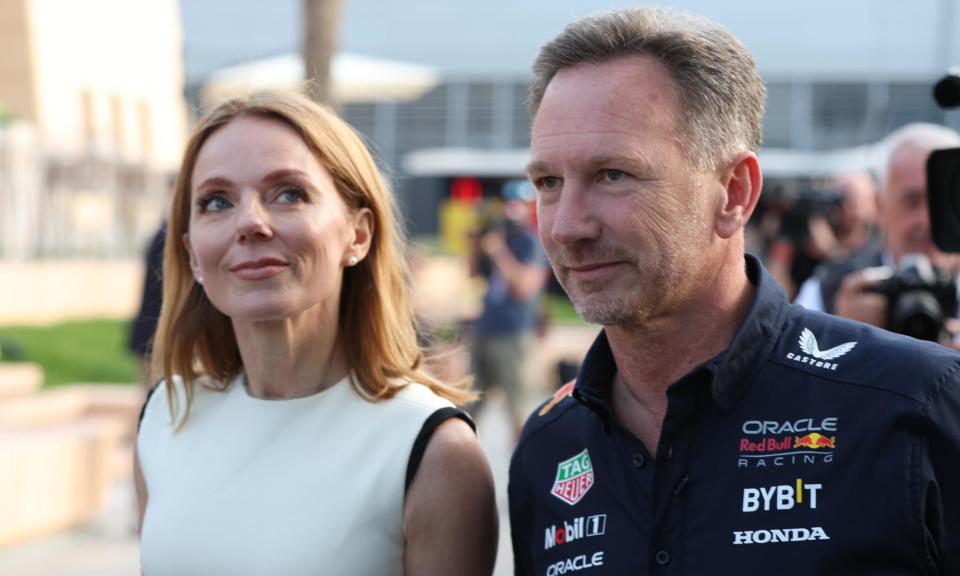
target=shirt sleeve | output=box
[509,231,548,268]
[925,361,960,572]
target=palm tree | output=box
[303,0,342,107]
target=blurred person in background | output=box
[766,172,877,298]
[509,8,960,574]
[829,171,879,254]
[128,220,166,386]
[794,124,960,330]
[135,91,497,575]
[468,182,549,435]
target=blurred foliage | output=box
[0,319,137,387]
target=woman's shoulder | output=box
[387,379,457,412]
[343,377,460,427]
[139,374,231,432]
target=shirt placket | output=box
[649,369,713,573]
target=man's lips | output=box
[564,261,625,281]
[565,261,622,272]
[229,257,289,280]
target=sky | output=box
[180,0,960,83]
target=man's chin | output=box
[570,295,636,326]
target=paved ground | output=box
[0,325,598,575]
[0,480,140,576]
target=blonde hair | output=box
[530,7,766,171]
[152,91,473,425]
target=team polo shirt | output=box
[509,255,960,575]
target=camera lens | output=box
[890,290,944,342]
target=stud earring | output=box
[348,255,359,266]
[196,276,204,285]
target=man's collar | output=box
[572,254,789,416]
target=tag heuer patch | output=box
[551,449,595,505]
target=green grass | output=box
[0,296,579,388]
[545,293,588,326]
[0,319,138,387]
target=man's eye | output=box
[601,169,625,182]
[197,195,231,213]
[276,186,308,204]
[538,176,561,190]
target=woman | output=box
[135,91,498,575]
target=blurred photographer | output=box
[795,123,960,343]
[829,171,879,253]
[467,182,549,434]
[768,173,877,297]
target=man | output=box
[829,171,878,255]
[509,8,960,574]
[468,182,549,433]
[767,172,877,299]
[794,124,960,329]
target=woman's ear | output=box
[349,207,374,262]
[182,233,203,283]
[715,151,762,239]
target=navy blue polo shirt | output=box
[509,255,960,575]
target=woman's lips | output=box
[230,258,289,280]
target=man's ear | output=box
[715,151,762,239]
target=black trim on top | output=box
[137,382,160,434]
[404,407,476,493]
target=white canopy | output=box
[202,52,440,106]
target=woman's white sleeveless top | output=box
[137,374,453,576]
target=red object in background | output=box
[450,177,483,203]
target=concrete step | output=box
[0,416,127,548]
[0,384,143,430]
[0,363,43,400]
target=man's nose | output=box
[548,183,600,246]
[236,196,273,243]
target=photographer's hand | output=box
[942,318,960,351]
[479,230,507,258]
[834,270,889,328]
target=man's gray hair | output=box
[529,7,766,171]
[874,122,960,193]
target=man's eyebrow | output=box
[525,155,657,177]
[525,160,549,177]
[587,154,656,171]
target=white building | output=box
[0,0,188,258]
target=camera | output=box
[777,189,845,247]
[856,70,960,342]
[864,254,958,342]
[929,70,960,251]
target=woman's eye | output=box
[276,186,308,204]
[197,195,231,213]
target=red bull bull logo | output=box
[794,433,836,449]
